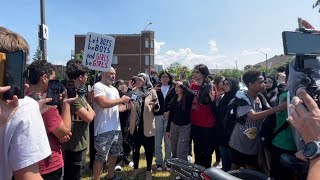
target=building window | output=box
[145,55,149,65]
[150,40,154,48]
[112,56,118,64]
[145,38,149,48]
[150,55,154,65]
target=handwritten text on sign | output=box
[82,32,115,72]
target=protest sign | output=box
[82,32,115,72]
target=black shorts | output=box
[229,147,258,168]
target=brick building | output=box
[74,31,155,80]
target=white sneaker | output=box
[187,155,192,163]
[156,165,163,171]
[175,176,182,180]
[128,161,134,167]
[114,165,122,171]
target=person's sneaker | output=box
[165,163,171,171]
[156,165,163,171]
[175,176,182,180]
[187,155,192,163]
[128,161,134,167]
[114,165,122,172]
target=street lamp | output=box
[256,50,268,72]
[140,22,152,73]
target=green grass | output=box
[82,147,175,180]
[82,146,217,179]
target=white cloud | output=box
[155,47,235,70]
[154,41,278,70]
[154,40,165,55]
[208,40,218,54]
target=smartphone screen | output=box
[47,80,61,105]
[3,51,26,100]
[66,80,77,98]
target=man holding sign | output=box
[92,67,131,180]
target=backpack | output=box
[223,95,250,142]
[259,93,289,149]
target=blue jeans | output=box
[155,115,171,167]
[219,145,231,172]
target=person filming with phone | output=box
[0,26,52,180]
[26,60,77,179]
[288,89,320,180]
[62,60,96,180]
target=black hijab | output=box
[266,76,277,93]
[218,77,240,111]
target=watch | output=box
[303,141,320,160]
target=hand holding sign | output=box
[82,32,115,72]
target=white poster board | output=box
[82,32,115,72]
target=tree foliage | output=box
[165,62,192,80]
[217,69,244,80]
[33,47,42,61]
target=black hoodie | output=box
[215,77,240,146]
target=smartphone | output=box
[3,50,26,100]
[46,80,61,105]
[157,82,162,87]
[131,77,137,85]
[66,80,77,98]
[282,31,320,55]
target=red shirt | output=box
[38,108,64,175]
[190,83,216,127]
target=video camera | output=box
[282,29,320,104]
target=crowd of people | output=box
[2,25,320,180]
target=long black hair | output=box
[194,64,212,104]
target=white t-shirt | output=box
[0,97,51,180]
[93,82,121,136]
[161,85,170,98]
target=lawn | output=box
[82,147,175,180]
[82,146,218,180]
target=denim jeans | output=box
[155,115,172,167]
[219,145,231,172]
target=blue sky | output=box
[1,0,320,69]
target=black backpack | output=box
[259,93,289,149]
[223,95,250,142]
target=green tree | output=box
[74,50,83,61]
[165,62,192,80]
[33,47,42,61]
[218,69,244,80]
[244,65,253,71]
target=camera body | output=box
[282,30,320,104]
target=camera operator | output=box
[288,89,320,180]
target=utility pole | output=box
[256,49,268,73]
[139,22,152,73]
[39,0,48,61]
